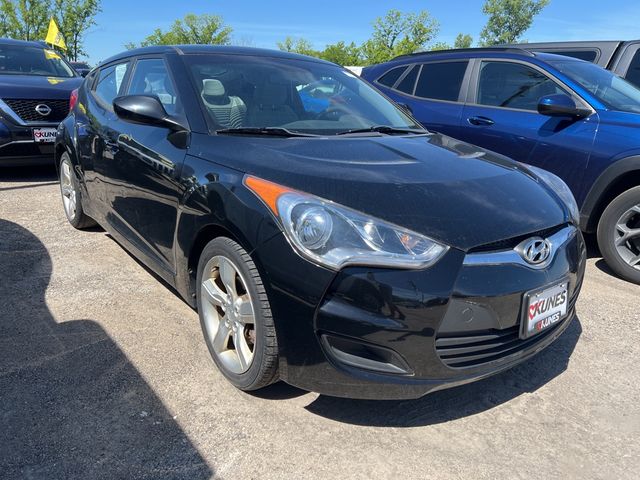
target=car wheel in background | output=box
[197,237,279,390]
[59,152,97,229]
[597,186,640,284]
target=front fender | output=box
[173,154,282,304]
[580,155,640,232]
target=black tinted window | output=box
[625,49,640,88]
[395,66,418,94]
[0,45,75,77]
[545,50,598,62]
[415,61,467,101]
[94,62,129,107]
[128,58,179,115]
[477,62,565,111]
[377,66,408,87]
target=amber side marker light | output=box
[243,176,294,216]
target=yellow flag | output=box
[45,18,66,50]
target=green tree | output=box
[480,0,550,45]
[429,41,450,51]
[319,41,362,65]
[360,9,439,64]
[0,0,50,41]
[276,36,318,56]
[454,33,473,48]
[52,0,101,61]
[127,13,232,48]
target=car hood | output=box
[0,74,82,99]
[190,132,569,251]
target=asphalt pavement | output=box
[1,166,638,480]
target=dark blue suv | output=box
[363,48,640,284]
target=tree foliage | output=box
[319,41,362,65]
[0,0,50,41]
[361,9,439,64]
[276,36,317,56]
[0,0,100,60]
[127,13,232,49]
[480,0,550,45]
[454,33,473,49]
[52,0,100,60]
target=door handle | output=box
[467,116,495,126]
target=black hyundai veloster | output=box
[56,46,586,399]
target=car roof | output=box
[100,45,336,67]
[0,37,49,48]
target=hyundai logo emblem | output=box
[35,104,52,116]
[519,237,551,265]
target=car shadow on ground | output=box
[303,318,582,427]
[0,219,213,479]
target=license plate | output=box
[522,280,569,339]
[33,127,57,143]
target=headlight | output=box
[528,166,579,224]
[245,176,448,270]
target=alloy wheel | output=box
[614,204,640,270]
[60,159,77,220]
[200,255,256,374]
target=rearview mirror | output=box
[537,94,591,118]
[113,95,187,132]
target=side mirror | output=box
[397,102,413,116]
[537,94,591,118]
[113,95,187,132]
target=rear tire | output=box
[196,237,279,391]
[597,186,640,284]
[59,153,96,229]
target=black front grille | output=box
[436,289,579,369]
[3,98,69,123]
[468,224,567,253]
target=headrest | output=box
[203,79,225,96]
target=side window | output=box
[477,62,566,111]
[93,62,129,107]
[415,61,468,101]
[546,50,598,63]
[395,65,419,95]
[625,49,640,88]
[127,58,180,115]
[377,66,408,87]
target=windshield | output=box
[549,59,640,113]
[185,54,423,136]
[0,45,76,78]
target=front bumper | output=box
[257,224,586,400]
[0,115,57,166]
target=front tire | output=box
[597,186,640,284]
[59,153,96,229]
[196,237,279,390]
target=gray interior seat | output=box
[201,79,247,128]
[249,82,298,126]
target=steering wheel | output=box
[317,105,351,121]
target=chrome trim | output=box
[0,139,36,149]
[463,225,577,269]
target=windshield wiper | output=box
[335,125,428,136]
[215,127,318,137]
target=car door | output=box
[80,60,131,214]
[374,60,470,138]
[457,59,598,197]
[102,56,189,276]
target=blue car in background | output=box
[362,48,640,284]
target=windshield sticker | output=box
[44,49,61,60]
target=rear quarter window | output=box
[377,66,408,87]
[395,65,419,95]
[624,49,640,88]
[545,50,599,63]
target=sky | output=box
[81,0,640,64]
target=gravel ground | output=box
[1,166,639,480]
